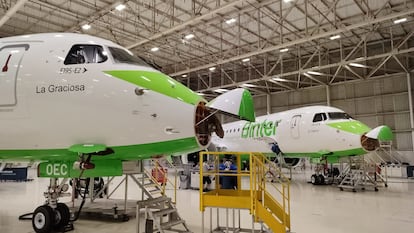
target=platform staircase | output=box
[135,158,191,232]
[366,141,404,166]
[137,196,191,233]
[337,155,386,192]
[199,152,290,233]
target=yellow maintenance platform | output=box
[199,152,291,233]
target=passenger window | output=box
[313,113,327,122]
[64,45,107,65]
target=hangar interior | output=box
[0,0,414,233]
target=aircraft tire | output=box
[311,174,317,185]
[318,175,325,185]
[315,175,322,185]
[32,205,54,233]
[54,203,70,229]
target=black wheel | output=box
[54,203,71,229]
[375,187,379,192]
[318,175,325,185]
[339,187,344,191]
[315,175,322,185]
[311,174,317,185]
[32,205,54,233]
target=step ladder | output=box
[136,196,191,233]
[128,158,178,203]
[338,156,382,192]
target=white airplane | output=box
[211,105,393,183]
[0,33,255,233]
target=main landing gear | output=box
[310,174,325,185]
[32,178,73,233]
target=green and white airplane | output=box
[211,105,393,183]
[0,33,255,233]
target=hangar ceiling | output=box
[0,0,413,98]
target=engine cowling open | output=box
[194,102,224,147]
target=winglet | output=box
[207,88,255,122]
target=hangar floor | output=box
[0,168,413,233]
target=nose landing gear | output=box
[31,178,73,233]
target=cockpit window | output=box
[108,47,150,67]
[328,112,353,120]
[312,113,327,122]
[64,45,107,65]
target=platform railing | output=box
[198,151,291,233]
[143,158,178,203]
[251,153,291,231]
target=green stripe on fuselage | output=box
[327,121,371,135]
[283,147,366,158]
[104,70,203,105]
[0,137,199,162]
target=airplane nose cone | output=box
[365,125,393,141]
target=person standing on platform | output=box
[202,159,212,192]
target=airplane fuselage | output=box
[213,106,375,161]
[0,33,204,162]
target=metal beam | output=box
[66,1,128,32]
[0,0,28,28]
[126,0,247,49]
[169,8,414,77]
[197,46,414,92]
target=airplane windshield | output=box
[108,47,151,67]
[328,112,353,120]
[64,44,107,65]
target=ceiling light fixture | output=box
[306,71,323,75]
[209,67,216,71]
[184,34,195,40]
[225,18,236,24]
[349,62,368,68]
[182,74,188,78]
[393,18,407,24]
[214,88,228,93]
[150,47,159,52]
[82,24,91,30]
[115,4,126,11]
[242,83,256,87]
[329,35,341,40]
[242,58,250,62]
[279,48,289,53]
[272,77,288,82]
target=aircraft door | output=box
[0,44,28,106]
[290,115,301,139]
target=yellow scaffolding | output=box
[199,151,290,233]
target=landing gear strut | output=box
[32,178,73,233]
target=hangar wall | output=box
[252,72,414,164]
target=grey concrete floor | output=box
[0,168,413,233]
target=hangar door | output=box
[0,44,28,106]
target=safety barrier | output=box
[199,151,290,233]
